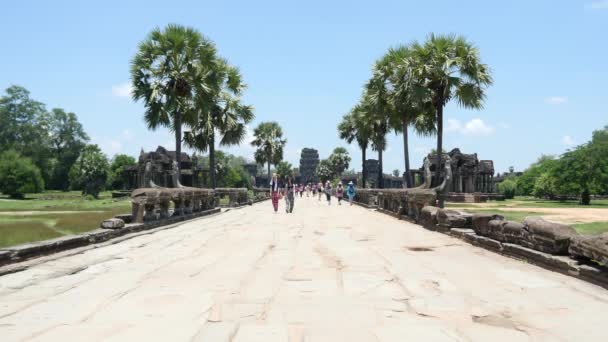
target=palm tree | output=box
[337,105,371,188]
[251,122,287,181]
[379,46,436,188]
[184,59,254,188]
[410,34,492,205]
[131,24,217,182]
[365,67,392,189]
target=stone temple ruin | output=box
[415,148,502,202]
[299,148,320,184]
[123,146,207,189]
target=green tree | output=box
[532,172,557,199]
[497,178,517,199]
[338,104,372,188]
[316,159,333,182]
[376,46,436,188]
[46,108,89,190]
[552,127,608,205]
[251,122,287,179]
[410,34,493,205]
[131,24,217,182]
[0,150,45,199]
[516,155,557,196]
[184,59,254,188]
[365,69,391,189]
[69,145,109,199]
[276,161,293,181]
[0,86,52,182]
[108,154,136,190]
[392,169,400,177]
[328,147,351,178]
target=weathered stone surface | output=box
[502,243,580,273]
[436,209,472,231]
[472,213,504,236]
[569,233,608,266]
[113,213,132,224]
[522,217,578,255]
[482,220,525,245]
[462,233,503,252]
[419,206,439,230]
[100,218,125,229]
[4,235,89,261]
[449,228,475,238]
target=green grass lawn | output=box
[460,209,608,235]
[572,222,608,235]
[0,191,131,248]
[447,196,608,210]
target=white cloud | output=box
[111,82,133,98]
[586,1,608,9]
[544,96,567,105]
[446,118,495,136]
[498,122,510,129]
[562,135,576,147]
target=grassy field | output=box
[449,196,608,235]
[0,191,131,248]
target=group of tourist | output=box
[269,174,357,214]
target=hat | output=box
[348,181,354,185]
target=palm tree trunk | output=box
[378,148,383,189]
[361,147,366,188]
[209,131,216,189]
[267,159,271,182]
[435,104,444,208]
[402,117,412,188]
[175,110,182,186]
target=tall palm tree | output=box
[338,103,372,188]
[380,46,436,188]
[251,121,287,180]
[365,66,392,189]
[410,34,493,206]
[184,59,254,188]
[131,24,216,182]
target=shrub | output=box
[0,150,45,198]
[69,145,109,199]
[497,178,517,199]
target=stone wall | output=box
[357,199,608,288]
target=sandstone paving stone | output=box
[1,199,607,341]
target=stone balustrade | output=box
[214,188,250,207]
[131,187,216,223]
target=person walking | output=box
[317,182,324,201]
[346,181,356,206]
[324,180,332,205]
[270,173,281,213]
[312,183,317,197]
[299,183,304,198]
[336,182,344,205]
[284,177,295,213]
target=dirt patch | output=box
[406,247,434,252]
[449,207,608,224]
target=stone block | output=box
[419,206,439,230]
[472,213,504,236]
[100,218,125,229]
[569,233,608,266]
[113,213,132,224]
[437,209,472,231]
[449,228,475,238]
[522,217,578,255]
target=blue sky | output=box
[1,0,606,174]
